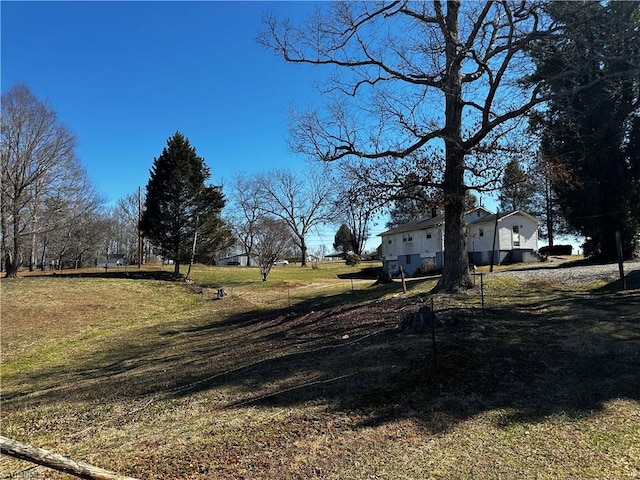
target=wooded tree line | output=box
[2,1,639,288]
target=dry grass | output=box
[1,262,639,479]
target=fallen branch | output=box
[0,435,139,480]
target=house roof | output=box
[466,210,539,226]
[378,214,445,236]
[467,206,493,218]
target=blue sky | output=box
[2,1,324,201]
[1,1,577,252]
[2,0,370,251]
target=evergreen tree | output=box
[528,2,640,259]
[140,132,225,277]
[333,223,355,259]
[498,160,536,213]
[194,186,235,264]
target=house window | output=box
[406,255,411,264]
[402,233,412,242]
[512,225,520,247]
[388,239,392,244]
[426,232,432,239]
[479,228,484,237]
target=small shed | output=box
[217,254,254,267]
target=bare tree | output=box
[1,84,82,277]
[529,152,573,248]
[256,166,335,267]
[44,172,104,269]
[332,166,378,256]
[116,189,147,266]
[227,173,262,266]
[260,1,558,291]
[67,210,111,269]
[254,217,293,281]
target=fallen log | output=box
[0,435,139,480]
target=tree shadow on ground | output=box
[336,266,382,279]
[3,272,639,436]
[18,268,176,281]
[594,269,640,292]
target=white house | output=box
[380,207,539,276]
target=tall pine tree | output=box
[333,223,355,259]
[140,132,225,277]
[529,2,640,259]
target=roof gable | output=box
[379,214,445,236]
[466,210,539,226]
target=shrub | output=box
[345,253,361,266]
[539,245,573,256]
[415,258,437,276]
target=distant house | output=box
[96,254,127,268]
[380,207,539,276]
[324,252,346,261]
[362,245,382,261]
[217,254,255,267]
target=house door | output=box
[512,225,521,247]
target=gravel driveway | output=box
[490,261,640,285]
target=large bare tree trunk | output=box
[300,237,308,267]
[437,181,473,292]
[5,213,21,278]
[434,1,472,293]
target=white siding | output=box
[468,213,538,252]
[382,226,444,261]
[498,214,538,250]
[465,208,492,224]
[422,227,443,255]
[382,235,398,260]
[498,226,512,250]
[468,225,496,253]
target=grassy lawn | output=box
[1,261,639,479]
